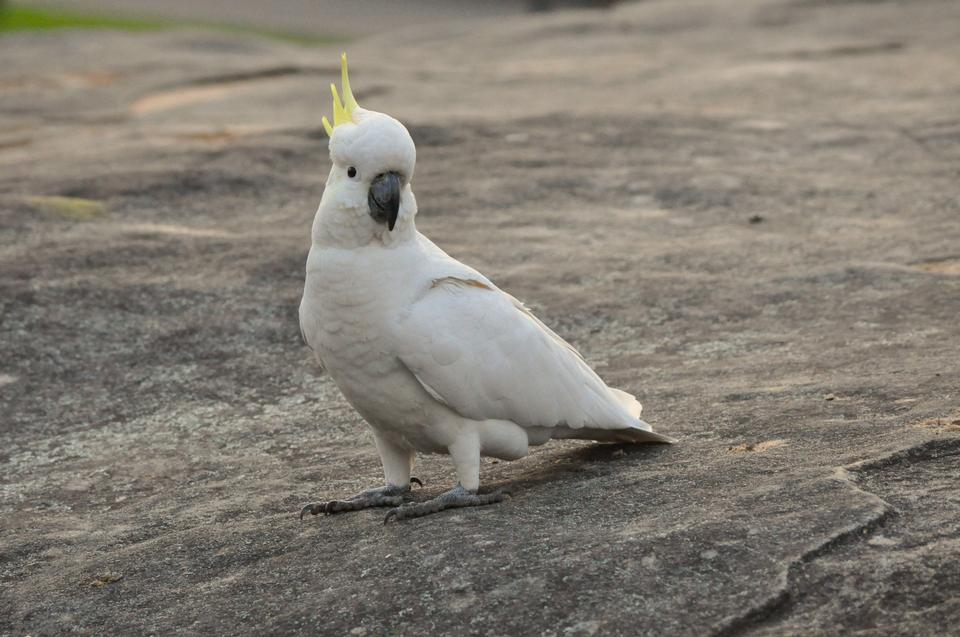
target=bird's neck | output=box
[312,199,418,250]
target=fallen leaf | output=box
[88,573,123,588]
[727,439,787,454]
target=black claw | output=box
[410,477,424,488]
[299,502,325,520]
[384,508,400,525]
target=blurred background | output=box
[0,0,617,39]
[3,0,959,635]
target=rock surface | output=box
[2,1,959,635]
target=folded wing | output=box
[393,278,652,433]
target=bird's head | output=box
[316,54,417,247]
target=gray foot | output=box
[383,484,507,523]
[300,478,423,520]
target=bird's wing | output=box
[393,277,643,431]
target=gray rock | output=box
[1,1,959,634]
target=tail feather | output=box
[610,389,677,443]
[552,421,677,444]
[548,388,676,443]
[626,422,677,444]
[609,388,642,418]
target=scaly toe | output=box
[335,494,409,514]
[384,508,400,525]
[480,488,509,504]
[383,486,507,523]
[299,502,327,520]
[324,499,345,515]
[300,484,415,520]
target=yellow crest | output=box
[323,53,360,137]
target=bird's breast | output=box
[300,243,437,434]
[303,267,390,372]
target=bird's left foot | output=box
[383,484,507,523]
[300,478,423,520]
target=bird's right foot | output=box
[299,478,423,520]
[383,483,507,523]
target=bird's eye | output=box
[347,166,357,178]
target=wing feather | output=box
[393,281,641,431]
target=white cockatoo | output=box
[299,54,675,523]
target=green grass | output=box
[0,4,162,32]
[0,3,345,45]
[25,196,107,221]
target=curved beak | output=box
[368,171,402,231]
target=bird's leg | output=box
[300,433,418,520]
[384,429,507,523]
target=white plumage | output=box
[394,266,668,442]
[299,57,673,520]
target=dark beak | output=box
[368,171,402,231]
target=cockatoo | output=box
[299,54,675,523]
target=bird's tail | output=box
[552,387,677,443]
[552,423,677,444]
[609,387,643,418]
[625,421,678,444]
[609,388,677,443]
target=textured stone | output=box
[1,1,959,635]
